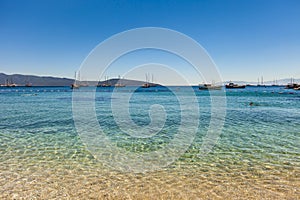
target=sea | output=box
[0,86,299,199]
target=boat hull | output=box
[225,85,245,89]
[199,86,222,90]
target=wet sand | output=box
[1,158,298,199]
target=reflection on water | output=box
[0,86,299,199]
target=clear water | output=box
[0,86,299,199]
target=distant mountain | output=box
[0,73,74,86]
[96,78,158,86]
[0,73,158,87]
[1,72,298,87]
[221,78,300,86]
[266,78,300,85]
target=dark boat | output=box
[141,82,157,88]
[97,76,111,87]
[142,83,151,88]
[285,83,299,89]
[285,78,299,89]
[225,82,246,89]
[97,83,111,87]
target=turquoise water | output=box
[0,86,299,199]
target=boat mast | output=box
[152,74,153,84]
[78,71,81,84]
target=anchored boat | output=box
[199,83,222,90]
[225,82,246,89]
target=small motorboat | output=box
[199,83,222,90]
[225,82,246,89]
[286,83,299,89]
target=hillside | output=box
[0,73,74,86]
[0,73,158,87]
[96,78,157,86]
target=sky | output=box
[0,0,300,84]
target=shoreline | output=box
[1,158,298,199]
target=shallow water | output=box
[0,86,299,199]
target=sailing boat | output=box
[97,76,112,87]
[25,82,32,87]
[25,77,32,87]
[257,76,266,87]
[142,73,151,88]
[77,71,89,87]
[5,78,17,87]
[149,74,157,87]
[115,75,125,87]
[285,78,299,89]
[142,73,157,88]
[261,76,265,87]
[71,71,80,89]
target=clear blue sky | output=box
[0,0,299,83]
